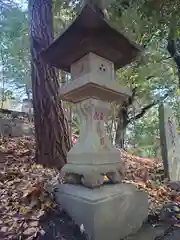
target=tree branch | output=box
[128,93,168,124]
[146,76,154,80]
[127,87,137,106]
[128,102,156,123]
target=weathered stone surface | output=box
[0,118,33,137]
[159,103,180,180]
[55,183,148,240]
[0,119,12,137]
[62,99,124,188]
[11,121,33,137]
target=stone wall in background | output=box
[0,115,34,137]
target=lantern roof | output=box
[41,4,142,72]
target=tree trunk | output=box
[115,88,136,149]
[25,84,32,122]
[0,47,5,109]
[167,39,180,87]
[28,0,70,169]
[115,103,129,149]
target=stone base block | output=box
[55,183,148,240]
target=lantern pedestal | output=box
[55,184,148,240]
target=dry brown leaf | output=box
[175,196,180,201]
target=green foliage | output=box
[108,2,180,156]
[127,106,160,157]
[0,2,31,99]
[53,0,76,36]
[139,0,180,38]
[109,0,180,38]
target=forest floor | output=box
[1,137,180,240]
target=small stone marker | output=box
[159,103,180,181]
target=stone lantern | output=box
[42,3,148,240]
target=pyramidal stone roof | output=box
[41,4,142,72]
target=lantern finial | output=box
[80,0,116,17]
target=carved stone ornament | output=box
[61,98,124,188]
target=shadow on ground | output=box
[36,209,87,240]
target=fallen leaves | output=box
[121,150,172,212]
[0,137,179,239]
[22,181,44,200]
[175,196,180,201]
[0,136,60,239]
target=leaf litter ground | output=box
[0,137,180,240]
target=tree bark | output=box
[28,0,70,169]
[25,84,32,121]
[115,88,136,148]
[115,102,129,149]
[167,39,180,87]
[0,47,5,109]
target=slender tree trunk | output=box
[115,88,136,149]
[0,47,5,109]
[28,0,70,169]
[25,85,32,121]
[167,39,180,87]
[115,103,129,149]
